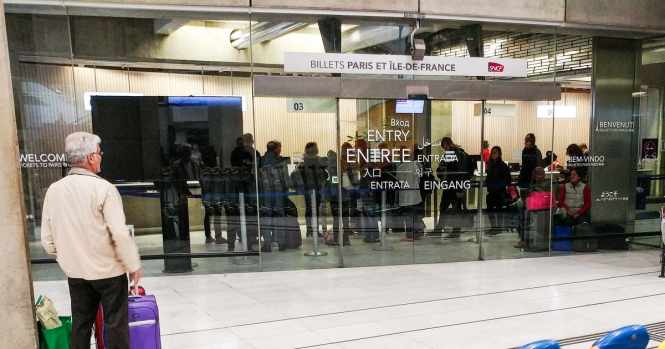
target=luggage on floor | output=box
[594,223,629,250]
[94,306,105,349]
[282,199,303,249]
[269,199,302,250]
[525,209,550,251]
[502,209,520,230]
[526,192,553,211]
[284,218,303,249]
[497,207,521,231]
[573,222,597,252]
[95,286,160,349]
[128,295,162,349]
[552,225,572,251]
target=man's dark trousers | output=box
[68,274,129,349]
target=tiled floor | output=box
[34,250,665,348]
[30,229,661,282]
[29,209,662,281]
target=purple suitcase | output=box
[128,295,161,349]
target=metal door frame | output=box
[254,76,561,101]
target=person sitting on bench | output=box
[556,168,590,226]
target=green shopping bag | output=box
[38,316,72,349]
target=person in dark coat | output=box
[299,142,328,237]
[228,134,261,251]
[200,146,225,244]
[173,144,200,182]
[324,143,356,246]
[231,133,261,169]
[485,146,512,235]
[434,137,472,239]
[259,140,292,251]
[518,133,542,189]
[355,138,380,243]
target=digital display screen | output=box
[92,96,243,181]
[166,96,242,108]
[395,99,424,114]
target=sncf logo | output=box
[488,62,505,73]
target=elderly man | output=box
[41,132,143,349]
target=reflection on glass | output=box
[258,140,301,252]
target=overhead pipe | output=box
[230,20,431,53]
[230,22,309,50]
[341,25,407,52]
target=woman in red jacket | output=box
[557,168,591,225]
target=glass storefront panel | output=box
[478,29,559,260]
[249,15,426,269]
[13,5,656,279]
[250,96,342,270]
[78,11,260,273]
[336,98,422,267]
[395,26,595,263]
[9,7,261,278]
[8,6,78,279]
[549,92,593,256]
[634,39,665,250]
[477,98,564,260]
[633,84,662,249]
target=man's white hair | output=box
[65,132,101,165]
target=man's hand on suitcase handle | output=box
[129,267,144,295]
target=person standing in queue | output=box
[229,134,261,251]
[325,143,355,246]
[200,146,226,244]
[518,133,543,189]
[516,133,543,246]
[259,140,292,251]
[434,137,472,239]
[355,139,380,243]
[486,146,512,235]
[398,145,425,241]
[231,133,262,169]
[300,142,327,238]
[41,132,143,349]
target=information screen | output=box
[395,99,424,114]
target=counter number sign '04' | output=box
[283,53,528,78]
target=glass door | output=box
[251,95,343,271]
[337,97,486,267]
[336,98,424,267]
[479,99,559,260]
[413,99,486,264]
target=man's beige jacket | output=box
[41,167,141,280]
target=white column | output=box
[0,0,39,347]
